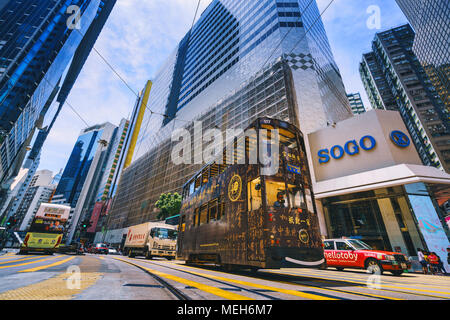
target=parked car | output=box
[323,238,411,276]
[93,243,109,254]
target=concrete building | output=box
[347,93,366,115]
[396,0,450,116]
[15,170,56,231]
[359,25,450,172]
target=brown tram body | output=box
[176,118,324,269]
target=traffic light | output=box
[6,216,17,229]
[80,219,92,231]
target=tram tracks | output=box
[112,257,191,300]
[114,257,450,300]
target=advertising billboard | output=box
[408,194,450,272]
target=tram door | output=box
[176,215,186,257]
[247,178,265,261]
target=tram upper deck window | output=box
[194,174,202,191]
[189,180,195,195]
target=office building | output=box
[359,25,450,172]
[103,0,353,240]
[347,93,365,115]
[0,0,117,207]
[14,170,56,231]
[52,122,117,243]
[396,0,449,115]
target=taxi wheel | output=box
[365,259,383,274]
[336,267,344,271]
[391,270,403,276]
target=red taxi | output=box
[323,238,411,276]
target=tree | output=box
[155,193,181,220]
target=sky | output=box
[38,0,408,175]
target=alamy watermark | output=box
[66,265,81,290]
[171,121,280,175]
[366,5,381,30]
[66,5,81,30]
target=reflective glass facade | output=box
[107,0,352,232]
[359,25,450,172]
[54,127,102,208]
[134,0,352,161]
[396,0,449,118]
[0,0,116,192]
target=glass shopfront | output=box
[322,185,430,256]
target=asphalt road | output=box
[0,251,448,300]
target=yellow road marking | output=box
[291,269,450,289]
[19,256,76,273]
[278,269,450,298]
[114,257,252,300]
[0,254,19,260]
[130,258,337,300]
[0,255,60,270]
[0,271,102,300]
[0,256,43,265]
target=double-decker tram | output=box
[177,117,324,270]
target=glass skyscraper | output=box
[0,0,116,204]
[52,122,117,243]
[105,0,352,232]
[359,25,450,172]
[396,0,449,116]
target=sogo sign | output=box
[318,135,376,164]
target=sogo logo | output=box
[318,135,376,164]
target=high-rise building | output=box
[85,118,130,236]
[396,0,449,116]
[15,170,56,231]
[359,25,450,172]
[347,93,365,115]
[0,153,41,225]
[0,0,117,206]
[52,122,117,243]
[104,0,352,234]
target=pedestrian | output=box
[436,253,447,275]
[427,252,439,275]
[417,248,428,274]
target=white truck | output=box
[123,222,177,259]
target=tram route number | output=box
[177,304,273,318]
